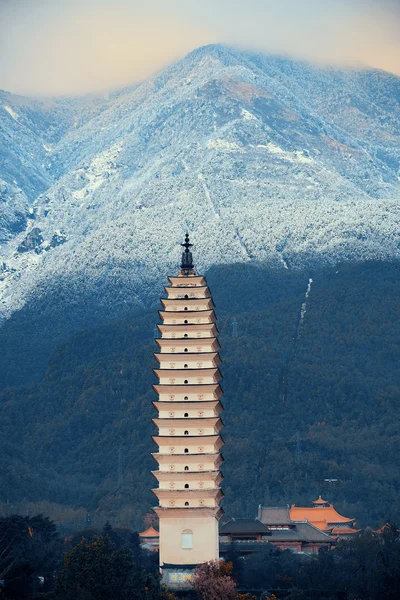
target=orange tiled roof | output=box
[290,505,354,529]
[139,526,159,538]
[373,524,388,535]
[372,523,400,535]
[331,527,360,535]
[313,496,329,505]
[302,520,332,532]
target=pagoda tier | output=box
[152,235,224,571]
[152,451,224,470]
[153,435,224,454]
[156,337,220,352]
[153,383,223,400]
[161,298,215,311]
[159,310,216,324]
[167,275,206,286]
[153,488,223,507]
[154,368,222,386]
[153,417,223,433]
[153,471,223,485]
[164,285,211,299]
[154,353,221,369]
[152,401,223,418]
[157,323,218,338]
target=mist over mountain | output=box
[1,44,399,323]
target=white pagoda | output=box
[152,234,224,582]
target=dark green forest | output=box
[0,261,399,529]
[1,515,400,600]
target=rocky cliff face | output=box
[0,44,399,320]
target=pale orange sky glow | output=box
[0,0,399,96]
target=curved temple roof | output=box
[289,505,354,530]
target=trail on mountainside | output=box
[235,228,252,260]
[198,173,220,218]
[278,277,313,404]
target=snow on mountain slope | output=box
[0,88,124,245]
[0,45,399,319]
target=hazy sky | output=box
[0,0,399,96]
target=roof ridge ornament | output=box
[180,232,195,275]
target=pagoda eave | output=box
[152,433,224,441]
[164,289,212,301]
[157,322,218,329]
[153,367,222,379]
[152,383,223,396]
[154,352,221,365]
[152,400,223,413]
[152,417,223,429]
[154,367,222,375]
[157,323,219,334]
[159,308,216,317]
[153,506,224,520]
[152,434,224,449]
[167,276,206,286]
[152,470,223,482]
[153,488,224,501]
[161,298,215,309]
[152,452,224,465]
[155,338,221,350]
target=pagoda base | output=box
[154,506,222,568]
[161,564,197,590]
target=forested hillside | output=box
[0,260,399,530]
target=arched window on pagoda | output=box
[182,529,193,548]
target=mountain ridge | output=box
[0,44,399,323]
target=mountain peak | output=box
[184,43,240,62]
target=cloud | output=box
[0,0,216,96]
[0,0,399,96]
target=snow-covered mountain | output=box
[1,44,400,320]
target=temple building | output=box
[218,497,358,554]
[288,497,359,538]
[152,234,224,586]
[139,526,160,552]
[140,496,359,557]
[219,517,334,554]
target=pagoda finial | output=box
[180,232,194,273]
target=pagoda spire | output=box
[180,233,194,274]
